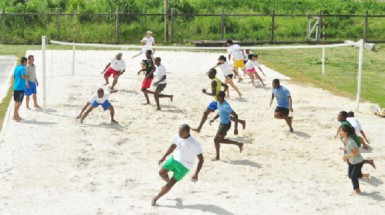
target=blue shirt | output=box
[217,100,233,124]
[14,64,27,91]
[272,85,291,108]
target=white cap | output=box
[147,31,152,34]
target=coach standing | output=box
[13,57,29,122]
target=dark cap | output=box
[218,55,226,60]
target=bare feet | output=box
[157,107,161,111]
[151,198,157,206]
[239,143,244,153]
[367,159,376,169]
[352,189,362,195]
[142,102,150,105]
[34,105,41,109]
[240,121,246,130]
[170,95,174,102]
[362,173,370,182]
[26,106,31,110]
[362,144,369,150]
[12,117,21,122]
[103,82,109,86]
[289,126,294,132]
[111,119,118,124]
[238,78,243,83]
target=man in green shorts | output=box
[152,124,204,206]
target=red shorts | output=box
[104,67,120,78]
[142,78,153,89]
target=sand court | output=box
[0,50,384,214]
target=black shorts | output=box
[156,83,167,92]
[13,90,25,102]
[275,107,289,116]
[217,123,231,136]
[226,74,234,79]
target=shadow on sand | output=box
[221,159,261,168]
[292,131,311,139]
[160,198,234,215]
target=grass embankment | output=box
[259,45,385,107]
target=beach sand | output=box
[0,50,384,214]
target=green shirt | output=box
[213,77,222,102]
[341,120,361,148]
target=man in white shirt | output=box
[141,30,155,54]
[226,39,244,82]
[102,53,126,90]
[153,57,173,111]
[79,88,118,124]
[347,111,370,149]
[152,124,204,206]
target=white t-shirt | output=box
[154,64,167,84]
[88,92,111,104]
[227,44,244,60]
[219,62,233,76]
[347,117,362,136]
[172,134,203,169]
[142,36,155,50]
[245,60,260,70]
[110,58,126,72]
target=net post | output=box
[221,9,225,40]
[72,41,75,75]
[355,39,364,112]
[2,8,6,44]
[270,9,275,44]
[41,36,47,112]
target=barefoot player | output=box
[80,88,118,124]
[270,79,294,132]
[192,68,228,133]
[101,53,126,90]
[153,57,173,110]
[138,50,155,104]
[152,124,204,206]
[213,55,242,98]
[209,91,245,160]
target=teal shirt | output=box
[341,120,361,148]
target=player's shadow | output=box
[118,89,139,94]
[159,105,184,114]
[367,176,383,187]
[42,108,69,118]
[292,131,311,139]
[160,198,234,215]
[360,146,374,154]
[221,159,261,168]
[232,136,254,144]
[84,122,124,131]
[360,191,385,201]
[234,97,248,103]
[23,119,57,126]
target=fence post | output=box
[164,0,169,42]
[116,7,120,44]
[221,9,225,40]
[364,10,368,42]
[316,11,321,43]
[57,9,61,41]
[171,8,175,43]
[270,9,275,44]
[2,9,5,44]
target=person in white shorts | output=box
[212,55,242,98]
[153,57,173,111]
[226,39,244,82]
[101,53,126,90]
[152,124,204,206]
[79,88,118,124]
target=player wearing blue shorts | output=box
[192,68,228,133]
[80,88,118,124]
[25,55,40,109]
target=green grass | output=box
[257,44,385,107]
